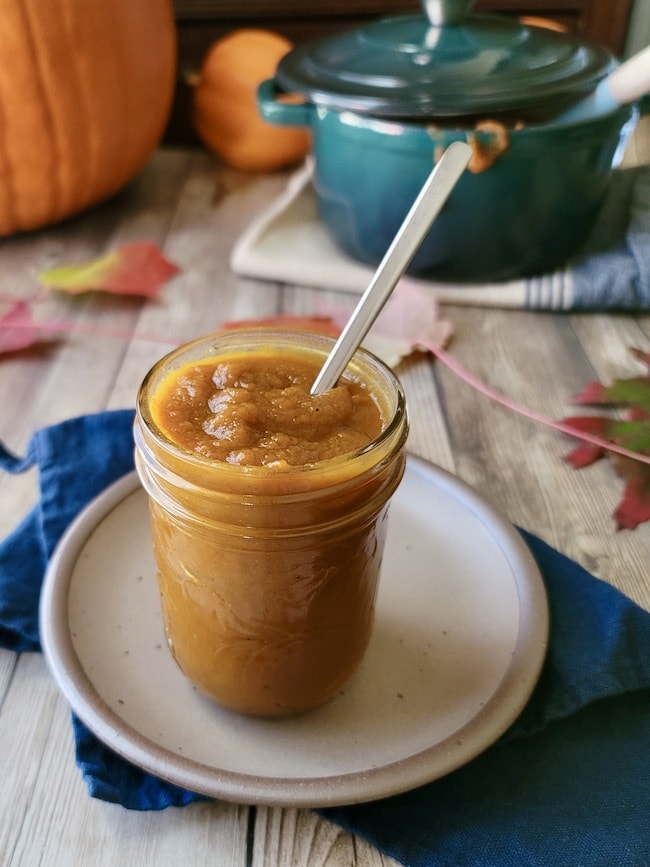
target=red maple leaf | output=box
[0,301,52,355]
[562,415,610,468]
[611,454,650,530]
[562,349,650,530]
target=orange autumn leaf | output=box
[37,241,180,297]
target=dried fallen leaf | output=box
[0,301,50,355]
[321,280,453,368]
[221,282,453,371]
[562,348,650,529]
[37,241,180,298]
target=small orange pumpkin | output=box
[192,29,311,173]
[0,0,176,237]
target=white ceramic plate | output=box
[40,455,548,808]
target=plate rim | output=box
[40,455,549,807]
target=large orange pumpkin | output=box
[0,0,177,236]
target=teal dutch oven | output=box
[257,0,647,283]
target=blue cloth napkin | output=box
[1,410,650,865]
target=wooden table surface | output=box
[1,119,649,866]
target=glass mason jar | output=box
[134,330,408,717]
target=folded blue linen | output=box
[569,163,650,309]
[1,411,649,864]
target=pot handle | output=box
[257,79,314,128]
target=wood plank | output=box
[0,654,70,864]
[0,650,17,707]
[252,807,400,866]
[580,0,634,53]
[0,654,250,866]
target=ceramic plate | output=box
[40,455,548,807]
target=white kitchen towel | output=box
[230,159,650,310]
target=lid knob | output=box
[422,0,474,26]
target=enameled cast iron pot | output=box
[257,0,645,283]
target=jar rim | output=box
[135,329,407,479]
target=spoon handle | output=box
[606,45,650,106]
[311,140,472,395]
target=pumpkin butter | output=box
[150,353,383,467]
[135,331,408,717]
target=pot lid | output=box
[274,0,615,119]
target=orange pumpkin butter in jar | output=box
[134,330,408,717]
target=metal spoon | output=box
[310,140,472,395]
